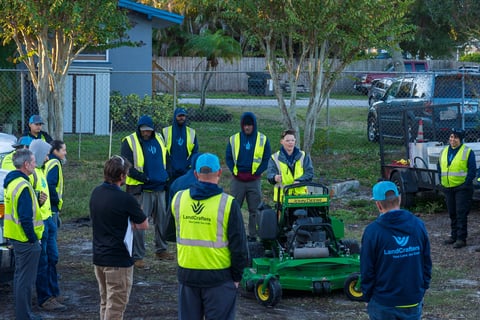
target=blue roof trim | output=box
[118,0,184,25]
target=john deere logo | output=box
[191,201,205,215]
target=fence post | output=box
[173,70,177,110]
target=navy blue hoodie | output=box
[120,115,168,191]
[225,112,271,181]
[360,209,432,307]
[165,108,199,180]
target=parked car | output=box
[0,133,16,165]
[367,71,480,143]
[0,133,15,283]
[354,60,429,95]
[367,77,394,107]
[458,65,480,73]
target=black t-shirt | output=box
[90,182,146,267]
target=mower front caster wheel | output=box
[344,272,364,301]
[254,278,282,307]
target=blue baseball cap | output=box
[176,108,187,116]
[29,115,44,124]
[195,153,221,174]
[12,136,33,148]
[372,181,399,201]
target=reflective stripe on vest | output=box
[440,145,471,187]
[272,151,306,202]
[123,133,166,186]
[230,132,266,175]
[173,190,232,270]
[45,159,64,210]
[163,126,196,156]
[29,167,52,219]
[4,178,44,242]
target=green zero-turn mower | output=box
[241,182,364,307]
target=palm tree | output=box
[186,30,241,110]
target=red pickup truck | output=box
[354,60,429,94]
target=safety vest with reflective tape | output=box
[172,189,233,270]
[3,176,44,242]
[30,167,52,220]
[162,126,196,156]
[45,158,64,210]
[122,132,166,186]
[440,144,471,187]
[272,151,307,202]
[229,132,267,175]
[1,151,15,170]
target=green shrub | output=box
[109,92,175,130]
[459,53,480,63]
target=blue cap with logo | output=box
[195,153,221,174]
[29,115,44,124]
[371,181,399,201]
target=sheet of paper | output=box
[124,219,133,257]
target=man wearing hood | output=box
[30,139,67,311]
[163,108,199,182]
[361,181,432,320]
[3,149,44,320]
[121,115,172,268]
[171,153,247,319]
[226,112,271,242]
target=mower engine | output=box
[286,210,330,259]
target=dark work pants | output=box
[443,184,473,242]
[178,281,237,320]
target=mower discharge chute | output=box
[241,182,363,307]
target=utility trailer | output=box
[377,104,480,208]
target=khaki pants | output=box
[94,265,134,320]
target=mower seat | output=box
[257,208,278,240]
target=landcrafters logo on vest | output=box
[383,235,421,258]
[182,201,212,225]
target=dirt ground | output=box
[1,195,480,320]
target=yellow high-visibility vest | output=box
[272,151,307,202]
[122,132,166,186]
[229,132,267,175]
[172,190,233,270]
[162,126,196,156]
[4,176,44,242]
[440,145,471,187]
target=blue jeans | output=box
[367,298,423,320]
[36,216,60,305]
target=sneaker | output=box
[453,240,466,249]
[40,297,67,311]
[443,238,456,245]
[155,251,175,260]
[134,259,146,268]
[54,295,70,303]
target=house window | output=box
[76,49,109,62]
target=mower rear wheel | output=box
[254,278,282,307]
[344,272,363,301]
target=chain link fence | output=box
[2,68,479,150]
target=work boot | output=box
[475,247,480,252]
[453,240,466,249]
[134,259,146,268]
[155,251,175,260]
[40,297,67,311]
[443,237,456,245]
[54,295,70,303]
